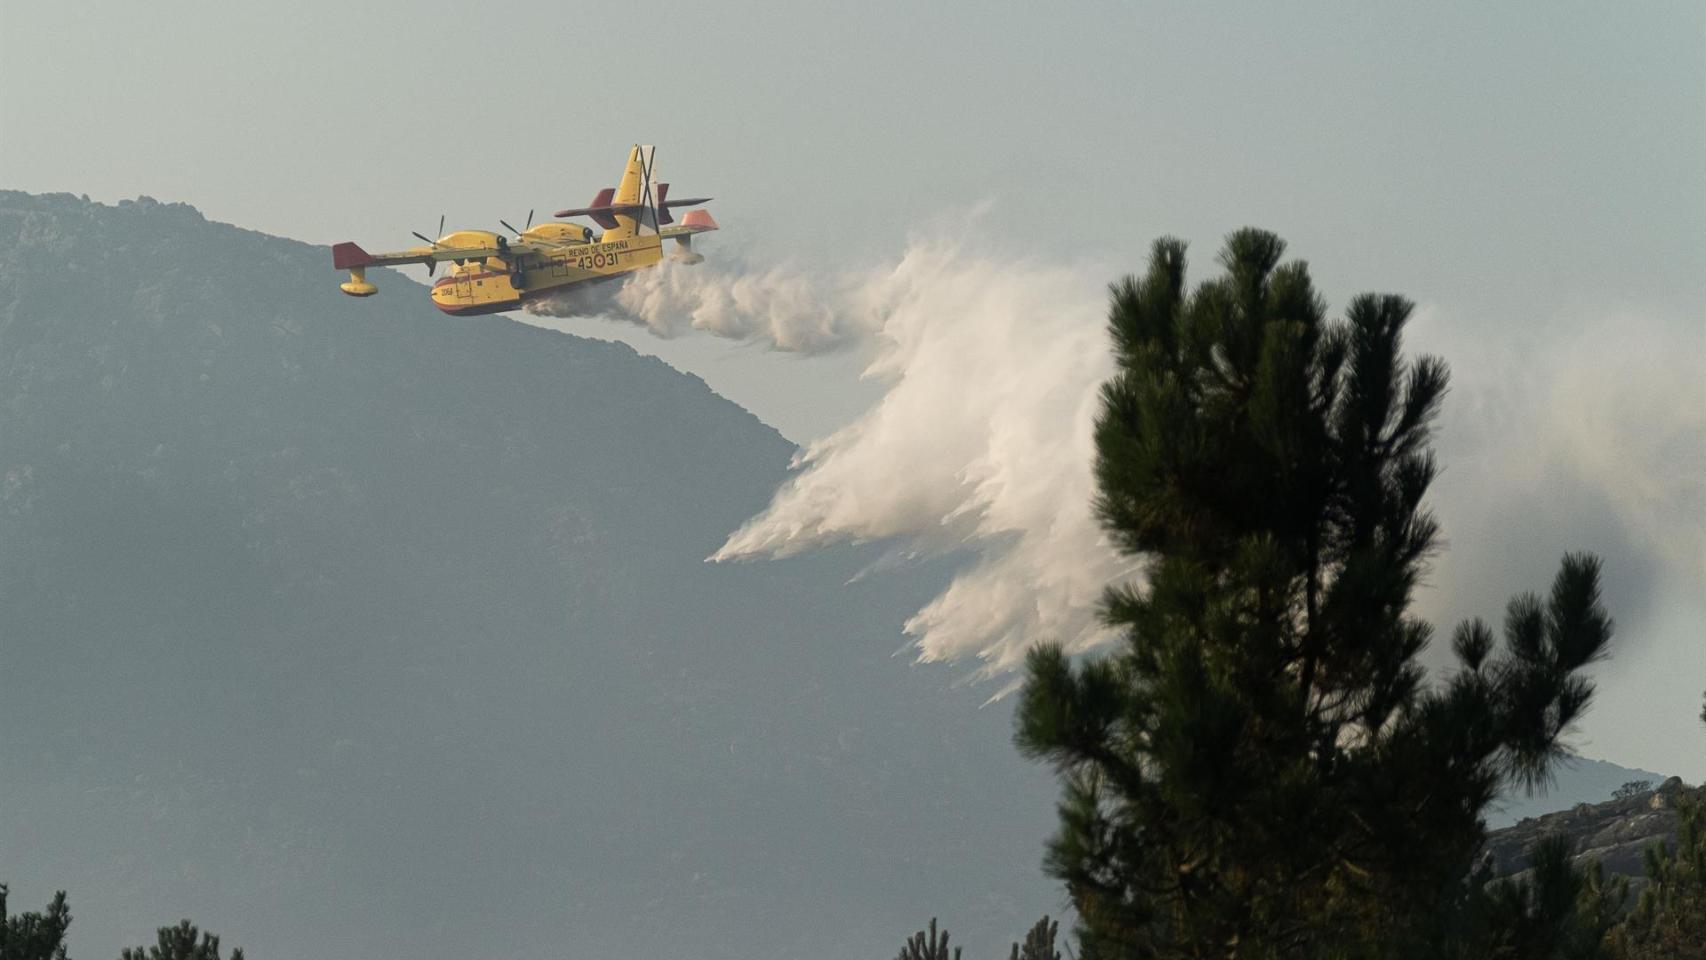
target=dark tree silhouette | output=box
[0,885,72,960]
[119,921,243,960]
[1017,230,1617,958]
[1608,789,1706,956]
[1483,836,1625,960]
[1009,915,1061,960]
[1614,780,1654,801]
[894,918,959,960]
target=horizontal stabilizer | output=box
[555,189,711,228]
[652,183,716,225]
[554,188,621,229]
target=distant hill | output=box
[1489,754,1672,828]
[0,192,1060,960]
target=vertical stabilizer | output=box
[604,145,658,241]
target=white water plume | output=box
[526,256,875,352]
[522,233,1706,693]
[526,235,1137,677]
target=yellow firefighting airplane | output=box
[331,145,716,316]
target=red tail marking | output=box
[331,242,374,270]
[554,188,622,229]
[655,183,673,225]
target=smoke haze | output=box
[1412,306,1706,641]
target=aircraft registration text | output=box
[549,239,633,271]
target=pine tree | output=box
[1613,781,1653,801]
[1605,699,1706,958]
[1016,230,1616,958]
[1603,699,1699,954]
[1605,793,1706,958]
[119,921,243,960]
[1009,915,1062,960]
[895,918,960,960]
[0,885,72,960]
[1481,836,1624,960]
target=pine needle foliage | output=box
[1016,230,1616,959]
[895,918,960,960]
[0,885,72,960]
[1480,836,1625,960]
[120,921,243,960]
[1608,791,1706,957]
[1009,915,1062,960]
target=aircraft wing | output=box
[332,241,510,271]
[332,244,433,269]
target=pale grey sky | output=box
[4,0,1703,776]
[4,1,1701,434]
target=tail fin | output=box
[552,146,712,239]
[604,144,657,240]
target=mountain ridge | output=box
[0,189,1058,960]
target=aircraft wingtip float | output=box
[332,145,716,315]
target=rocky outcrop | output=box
[1488,777,1697,893]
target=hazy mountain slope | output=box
[1489,754,1671,827]
[0,192,1060,960]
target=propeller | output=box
[412,215,445,276]
[499,209,535,238]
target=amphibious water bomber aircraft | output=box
[331,145,716,316]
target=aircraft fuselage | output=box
[429,234,665,316]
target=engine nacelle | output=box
[521,222,594,245]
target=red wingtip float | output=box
[330,145,716,315]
